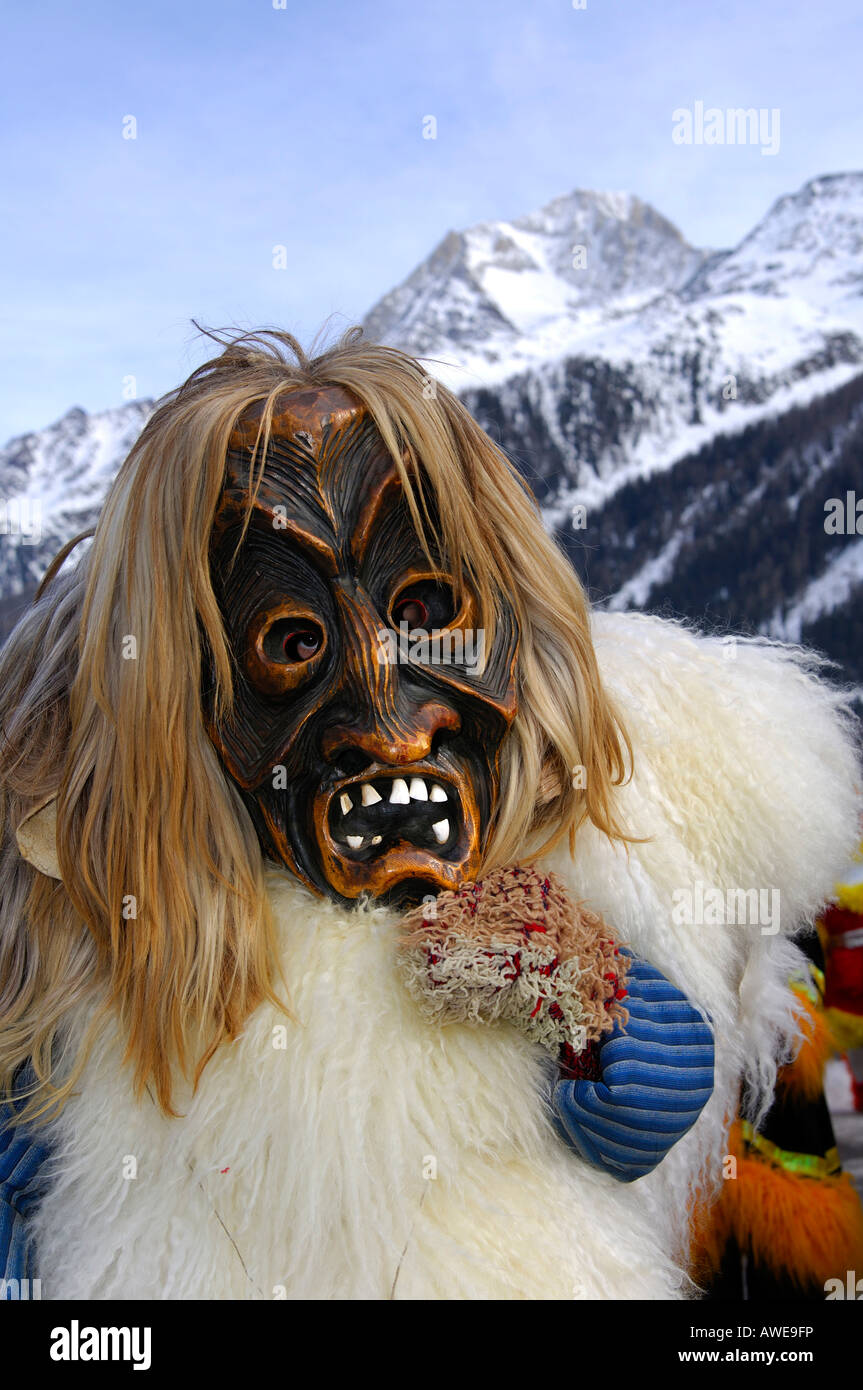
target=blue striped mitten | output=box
[552,955,714,1182]
[0,1070,52,1288]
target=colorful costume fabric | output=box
[692,934,863,1298]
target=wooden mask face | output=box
[207,385,519,905]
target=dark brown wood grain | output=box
[206,385,519,905]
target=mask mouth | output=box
[326,769,459,858]
[312,759,482,899]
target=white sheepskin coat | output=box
[31,613,862,1300]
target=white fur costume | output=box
[30,614,861,1299]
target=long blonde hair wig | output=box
[0,327,633,1119]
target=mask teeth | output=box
[330,773,455,854]
[334,776,449,818]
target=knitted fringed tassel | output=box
[398,865,628,1060]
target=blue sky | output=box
[1,0,860,437]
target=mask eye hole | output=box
[393,597,428,629]
[390,579,455,631]
[246,608,328,695]
[263,618,325,665]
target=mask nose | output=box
[322,700,460,767]
[323,581,462,768]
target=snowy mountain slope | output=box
[558,367,863,690]
[0,400,153,598]
[364,173,863,517]
[684,172,863,307]
[773,537,863,645]
[363,189,709,371]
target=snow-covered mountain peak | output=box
[362,185,710,365]
[684,171,863,307]
[4,399,153,515]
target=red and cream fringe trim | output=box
[398,865,628,1060]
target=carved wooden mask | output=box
[206,385,519,905]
